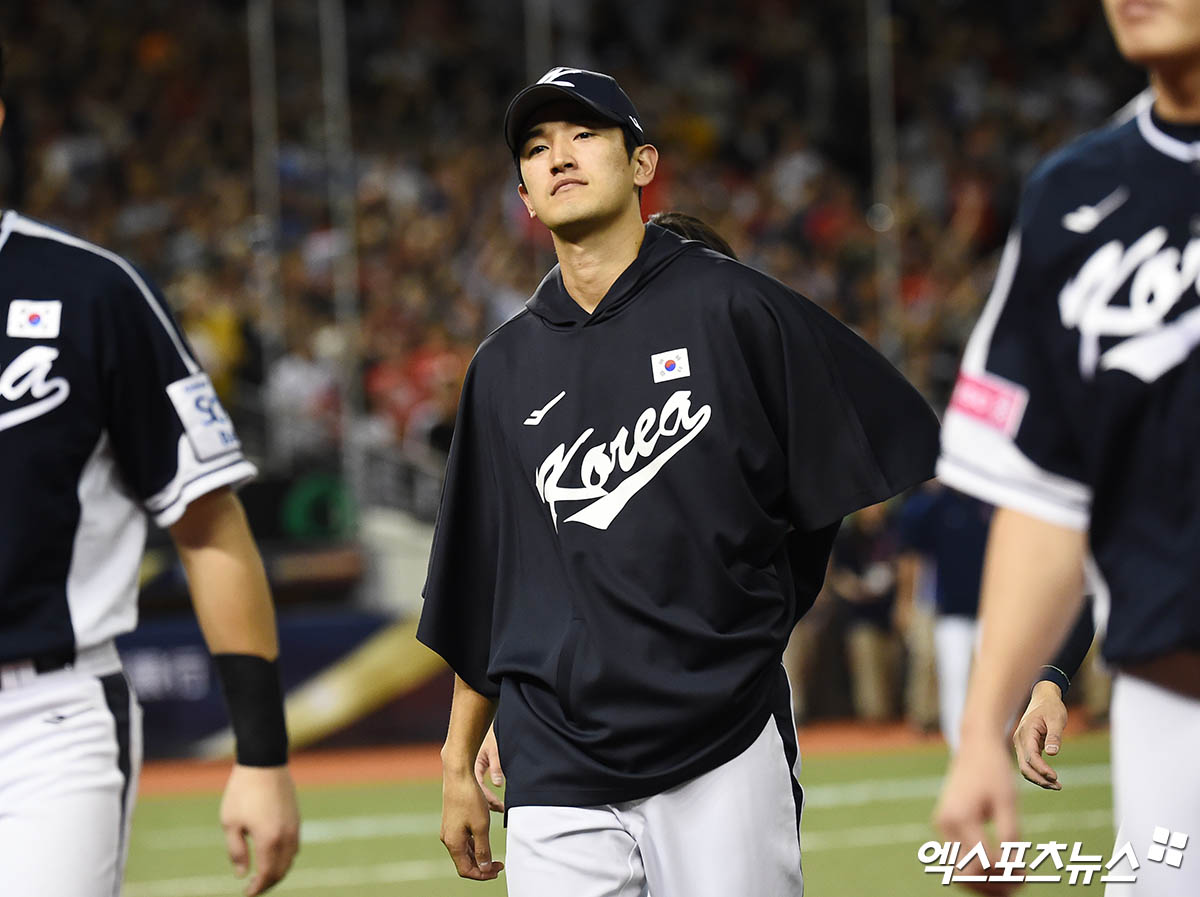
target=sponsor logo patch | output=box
[948,372,1028,437]
[166,372,241,461]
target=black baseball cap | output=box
[504,67,646,156]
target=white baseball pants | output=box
[933,614,977,753]
[505,715,804,897]
[1105,672,1200,897]
[0,642,142,897]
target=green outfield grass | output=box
[125,732,1117,897]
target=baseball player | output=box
[896,483,992,751]
[0,48,299,897]
[933,2,1200,894]
[417,67,940,895]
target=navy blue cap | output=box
[504,67,646,156]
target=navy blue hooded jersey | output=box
[939,101,1200,664]
[417,224,938,808]
[0,211,254,663]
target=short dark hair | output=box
[648,211,738,260]
[0,43,6,91]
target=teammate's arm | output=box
[475,723,505,813]
[440,675,503,880]
[934,507,1085,894]
[170,487,300,897]
[1013,600,1094,789]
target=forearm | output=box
[959,507,1087,743]
[170,488,278,658]
[1038,598,1095,695]
[442,675,497,778]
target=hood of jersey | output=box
[524,223,694,328]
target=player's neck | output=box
[1149,56,1200,123]
[551,206,646,315]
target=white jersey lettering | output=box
[0,346,70,433]
[535,389,712,531]
[1059,229,1200,378]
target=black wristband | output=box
[212,653,289,767]
[1036,664,1072,697]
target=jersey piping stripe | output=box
[0,210,17,256]
[6,213,200,375]
[100,671,135,897]
[937,453,1090,531]
[961,229,1021,374]
[1136,104,1200,163]
[147,455,256,520]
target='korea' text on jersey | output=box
[939,103,1200,664]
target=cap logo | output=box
[539,67,589,85]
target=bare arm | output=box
[170,488,300,897]
[440,675,503,880]
[958,508,1086,743]
[934,507,1086,894]
[171,488,279,657]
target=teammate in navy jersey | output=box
[0,47,298,897]
[417,68,939,895]
[934,3,1200,894]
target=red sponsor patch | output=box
[948,373,1028,437]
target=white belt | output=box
[0,640,122,690]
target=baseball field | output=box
[124,727,1115,897]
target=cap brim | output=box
[504,84,625,155]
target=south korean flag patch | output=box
[651,348,691,383]
[7,300,62,339]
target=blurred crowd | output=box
[0,0,1147,471]
[0,0,1137,725]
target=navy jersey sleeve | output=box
[731,278,940,531]
[96,262,256,527]
[938,175,1092,530]
[416,359,502,699]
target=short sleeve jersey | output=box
[418,225,939,808]
[0,211,256,663]
[938,102,1200,662]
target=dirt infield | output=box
[139,716,1103,796]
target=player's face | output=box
[1103,0,1200,66]
[516,101,655,236]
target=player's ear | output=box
[632,144,658,190]
[517,182,537,220]
[0,100,6,135]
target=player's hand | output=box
[934,734,1022,896]
[1013,681,1068,790]
[442,769,504,880]
[219,764,301,896]
[474,724,506,813]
